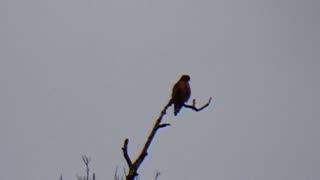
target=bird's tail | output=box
[174,104,183,116]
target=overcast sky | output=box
[1,0,320,180]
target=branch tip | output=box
[122,138,132,167]
[158,123,171,128]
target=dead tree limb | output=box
[122,100,172,180]
[183,97,212,112]
[122,97,211,180]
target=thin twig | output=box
[158,123,171,129]
[154,171,161,180]
[183,97,212,112]
[81,155,90,180]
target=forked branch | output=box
[183,97,212,112]
[122,100,172,180]
[122,97,211,180]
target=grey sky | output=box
[1,0,320,180]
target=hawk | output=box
[171,75,191,116]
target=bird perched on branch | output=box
[171,75,191,116]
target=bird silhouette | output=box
[171,75,191,116]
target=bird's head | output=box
[180,74,190,82]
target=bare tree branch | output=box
[154,171,161,180]
[183,97,212,112]
[122,138,132,167]
[124,100,172,180]
[76,155,95,180]
[158,123,171,129]
[122,96,211,180]
[81,155,91,180]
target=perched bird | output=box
[171,75,191,116]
